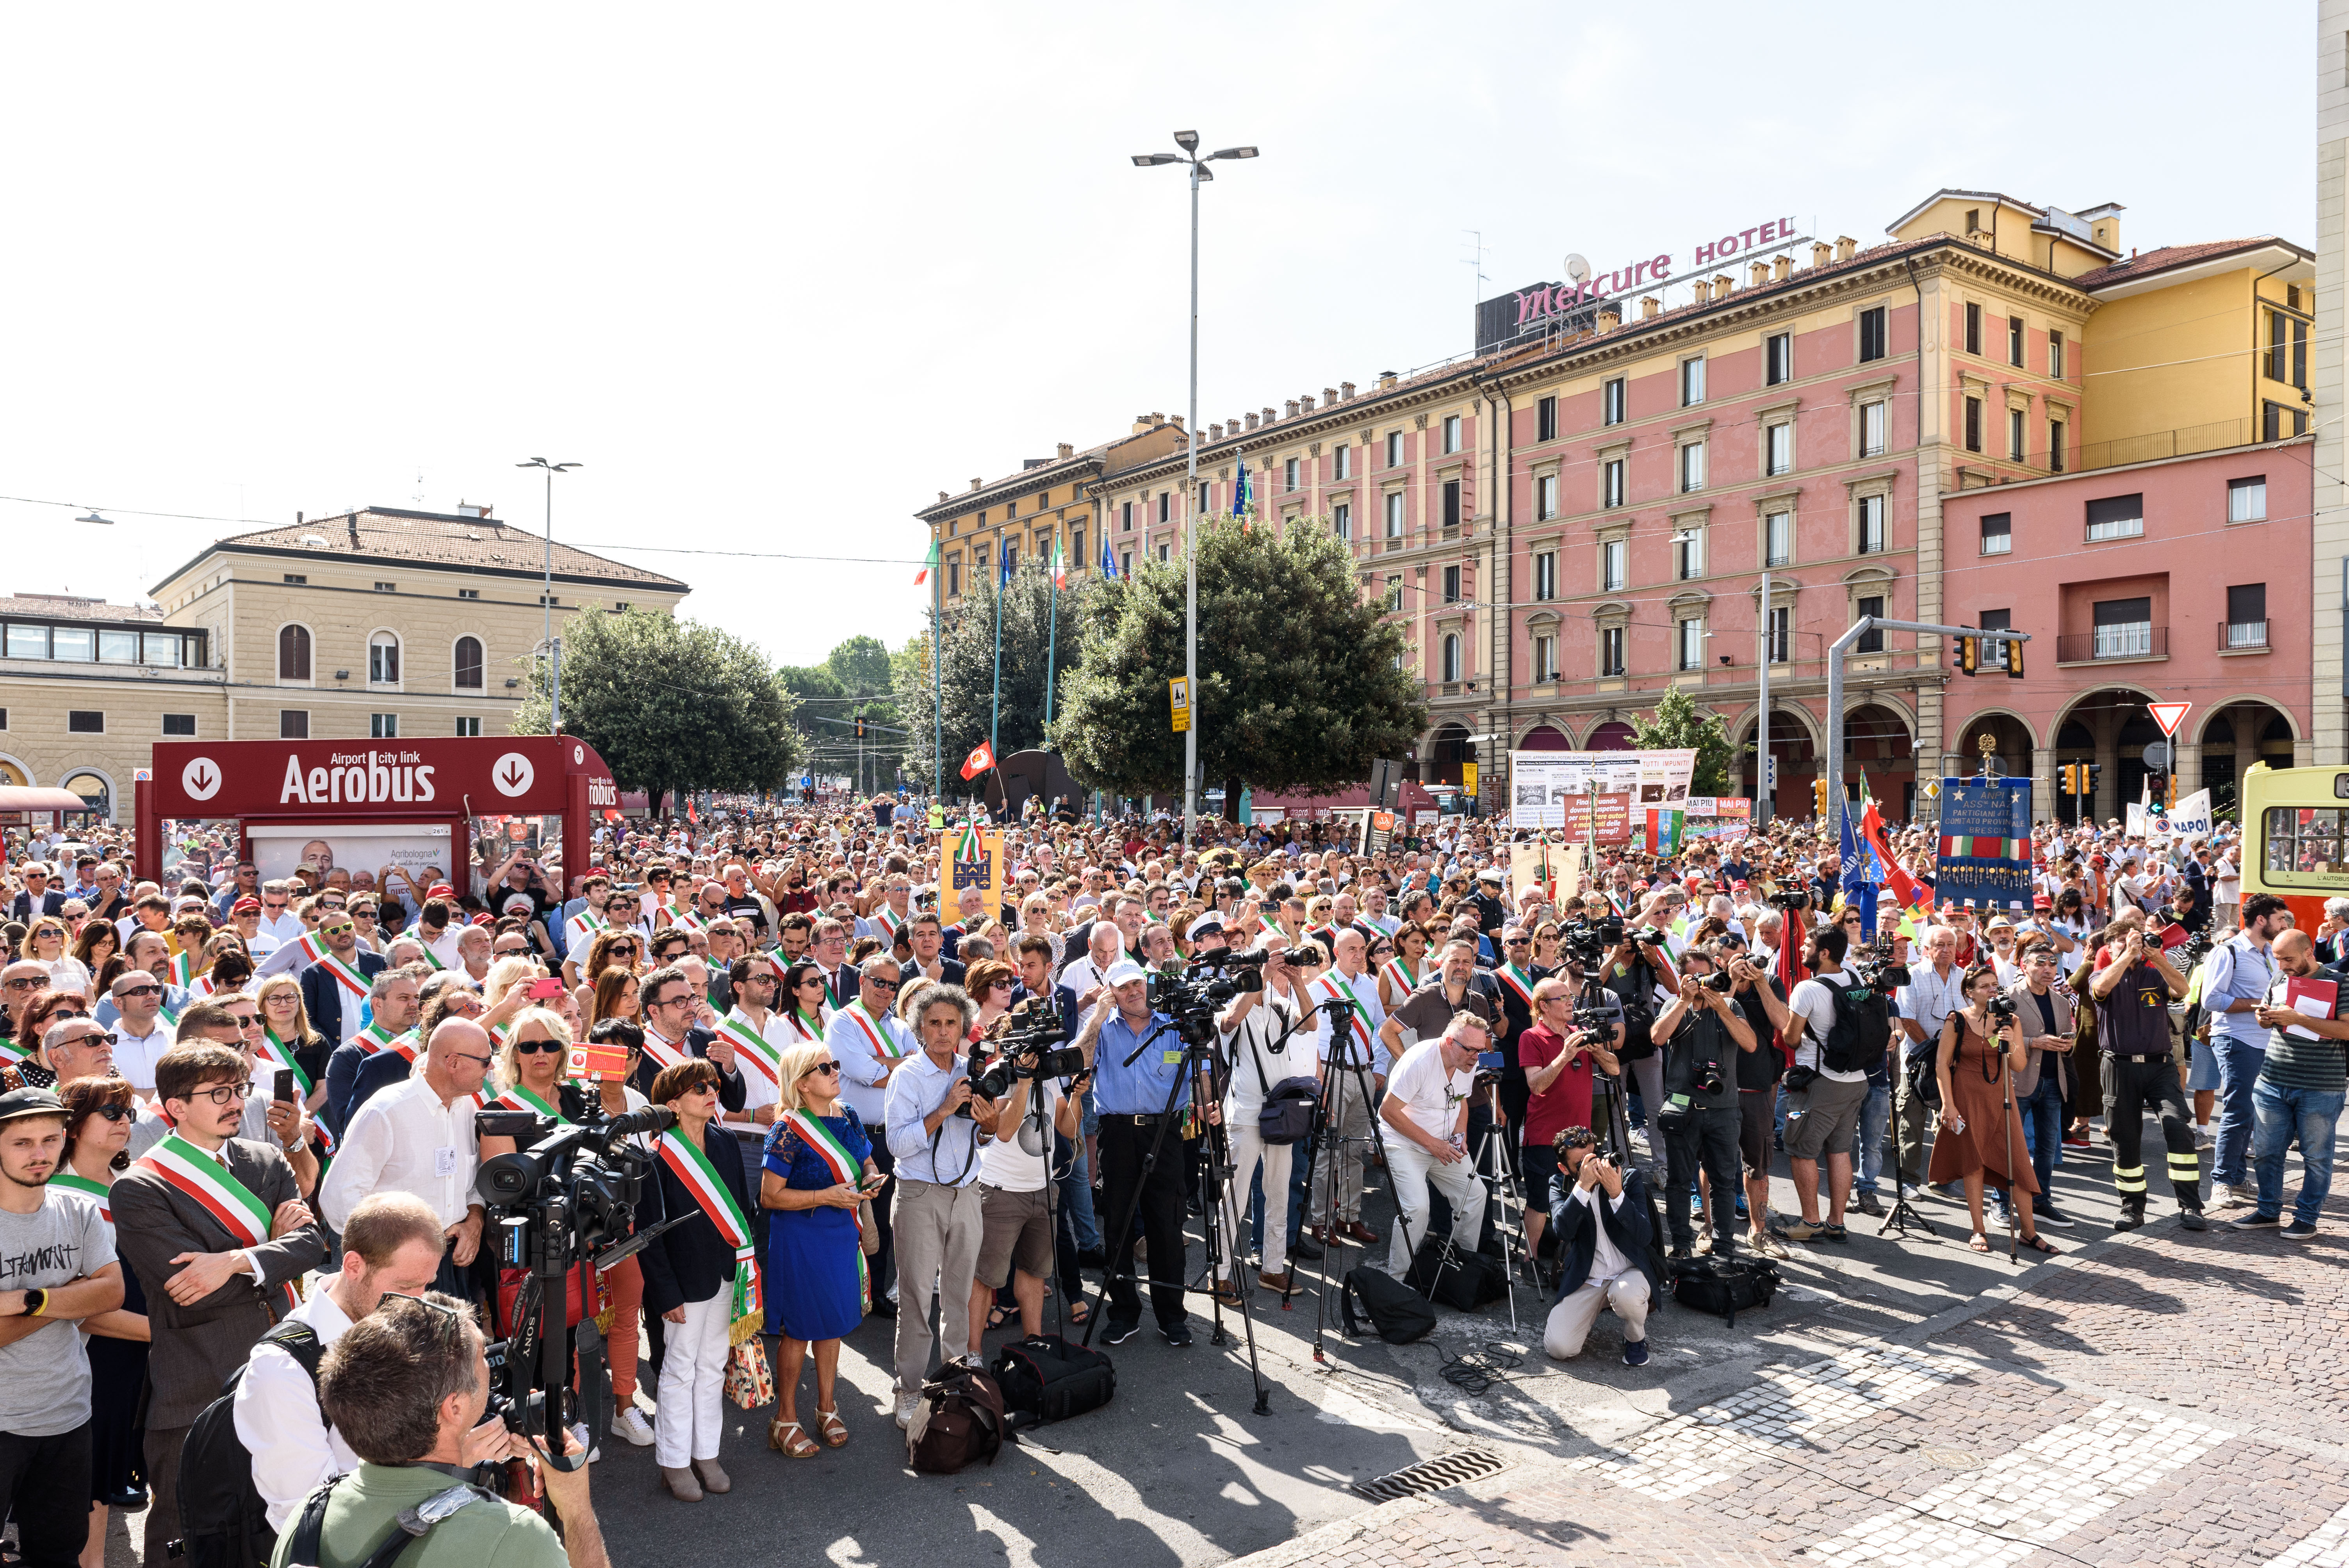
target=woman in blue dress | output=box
[761,1040,886,1458]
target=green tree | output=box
[512,609,799,807]
[1629,688,1738,797]
[825,635,893,697]
[894,565,1092,790]
[1054,520,1427,814]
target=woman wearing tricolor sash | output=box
[58,1073,153,1565]
[758,1040,879,1460]
[1379,921,1433,1013]
[634,1057,757,1502]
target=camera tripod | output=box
[1469,1074,1534,1328]
[1301,997,1425,1363]
[1878,1054,1937,1240]
[1080,1014,1271,1416]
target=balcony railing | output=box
[2221,619,2270,650]
[2057,624,2167,663]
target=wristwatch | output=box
[20,1289,47,1318]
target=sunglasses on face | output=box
[3,977,43,992]
[86,1103,135,1124]
[53,1030,107,1051]
[320,923,355,938]
[513,1036,563,1055]
[118,984,162,999]
[228,1014,261,1029]
[807,1061,843,1076]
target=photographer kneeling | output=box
[279,1292,605,1568]
[1543,1127,1661,1366]
[1649,945,1755,1260]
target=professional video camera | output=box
[1559,914,1625,966]
[1984,991,2019,1025]
[1848,939,1912,992]
[474,1101,680,1463]
[1771,886,1813,913]
[2174,928,2216,971]
[966,1002,1088,1106]
[1147,949,1266,1045]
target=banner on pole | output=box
[1508,749,1696,828]
[1933,777,2034,908]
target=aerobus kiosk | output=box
[136,735,620,895]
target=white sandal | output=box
[768,1417,819,1457]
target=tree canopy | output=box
[512,609,798,806]
[1053,520,1426,812]
[893,563,1091,790]
[1630,688,1738,798]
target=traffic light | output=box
[2003,636,2024,679]
[854,714,868,741]
[1952,634,1979,676]
[2089,762,2103,795]
[1812,777,1830,817]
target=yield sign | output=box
[2148,702,2192,738]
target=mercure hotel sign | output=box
[1476,213,1806,353]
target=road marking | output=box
[1564,1347,1957,1501]
[1804,1400,2226,1568]
[2260,1499,2349,1568]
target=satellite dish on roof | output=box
[1563,253,1591,283]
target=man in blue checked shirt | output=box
[1089,961,1201,1347]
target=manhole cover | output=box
[1352,1447,1511,1502]
[1921,1445,1979,1469]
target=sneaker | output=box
[1160,1321,1194,1347]
[1102,1320,1142,1346]
[2230,1210,2283,1230]
[2282,1220,2320,1239]
[2061,1130,2092,1149]
[2178,1210,2208,1231]
[588,1446,601,1464]
[610,1406,655,1448]
[2194,1123,2214,1147]
[2035,1206,2075,1228]
[1819,1222,1849,1244]
[1751,1232,1791,1260]
[1622,1338,1650,1367]
[1771,1217,1826,1242]
[2212,1183,2253,1210]
[1693,1232,1715,1256]
[1854,1191,1886,1219]
[893,1391,923,1430]
[1734,1193,1749,1219]
[1900,1183,1923,1201]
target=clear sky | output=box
[0,2,2311,668]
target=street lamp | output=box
[75,510,113,526]
[1131,130,1258,850]
[516,458,581,731]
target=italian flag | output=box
[713,1013,783,1090]
[656,1131,762,1326]
[915,541,939,587]
[1051,538,1067,589]
[955,821,984,866]
[169,949,195,989]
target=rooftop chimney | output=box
[1811,241,1832,269]
[1773,255,1792,282]
[1285,399,1300,418]
[1133,415,1154,433]
[1749,262,1771,287]
[1300,395,1315,413]
[1340,381,1356,399]
[1057,442,1073,459]
[938,491,949,503]
[1834,235,1856,262]
[1640,296,1661,319]
[1168,413,1183,431]
[1323,387,1338,405]
[971,478,983,492]
[1691,279,1712,304]
[1597,306,1621,331]
[1262,406,1276,424]
[1711,274,1734,298]
[1151,411,1166,426]
[1245,412,1260,431]
[1378,371,1398,390]
[1209,422,1224,440]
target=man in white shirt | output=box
[1058,923,1123,1006]
[1776,923,1873,1243]
[1893,926,1965,1199]
[1376,1014,1488,1275]
[1306,929,1391,1249]
[235,1194,451,1531]
[1216,937,1315,1296]
[254,880,306,952]
[107,970,175,1094]
[317,1018,492,1293]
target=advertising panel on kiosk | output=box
[138,735,620,900]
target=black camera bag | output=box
[1341,1265,1438,1343]
[991,1335,1116,1426]
[1668,1254,1780,1329]
[907,1363,1014,1474]
[1404,1234,1506,1311]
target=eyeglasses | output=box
[262,901,287,912]
[52,1031,107,1051]
[87,1104,135,1123]
[187,1081,254,1106]
[228,1014,261,1029]
[809,1061,842,1075]
[866,977,899,992]
[513,1036,564,1055]
[607,944,638,957]
[3,977,43,992]
[265,992,298,1007]
[117,984,162,999]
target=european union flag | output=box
[1099,534,1118,579]
[999,538,1014,585]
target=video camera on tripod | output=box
[1848,938,1912,992]
[1559,914,1624,966]
[474,1101,682,1465]
[1146,949,1266,1047]
[966,1002,1088,1107]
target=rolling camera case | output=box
[1404,1235,1508,1311]
[1342,1265,1438,1343]
[991,1334,1116,1425]
[1668,1254,1780,1329]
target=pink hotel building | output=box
[930,189,2314,822]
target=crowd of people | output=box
[0,783,2337,1564]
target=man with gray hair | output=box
[1377,1011,1490,1275]
[883,982,998,1425]
[324,965,426,1133]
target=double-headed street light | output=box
[517,458,581,731]
[1131,130,1257,849]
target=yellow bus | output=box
[2239,762,2349,935]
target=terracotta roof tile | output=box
[208,508,686,588]
[0,593,161,624]
[2073,238,2296,290]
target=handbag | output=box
[1246,1015,1321,1147]
[724,1338,775,1410]
[859,1197,882,1255]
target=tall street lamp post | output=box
[1132,130,1257,848]
[517,458,581,731]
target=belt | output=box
[1100,1112,1169,1125]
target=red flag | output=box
[1862,799,1930,911]
[959,741,995,781]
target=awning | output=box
[0,787,102,813]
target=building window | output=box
[1964,396,1983,453]
[1283,458,1299,493]
[1121,551,1133,576]
[2085,493,2144,541]
[2295,317,2309,388]
[1980,512,2012,554]
[1385,576,1403,612]
[2091,596,2154,659]
[1536,396,1558,442]
[1158,492,1171,524]
[161,713,196,736]
[1964,301,1982,355]
[1385,492,1405,538]
[453,636,485,690]
[538,595,559,608]
[1765,422,1793,476]
[1157,543,1169,563]
[1602,377,1626,426]
[1198,481,1211,514]
[368,632,400,685]
[2227,583,2268,648]
[1765,510,1792,567]
[2208,477,2268,533]
[948,560,962,597]
[2050,420,2066,473]
[1333,444,1351,480]
[1385,431,1403,467]
[455,716,481,737]
[1602,458,1626,509]
[371,581,396,593]
[1858,306,1888,363]
[611,602,630,614]
[4,624,50,658]
[2008,315,2025,367]
[277,624,312,681]
[1676,617,1705,671]
[1600,624,1626,677]
[1533,551,1556,601]
[1766,332,1793,386]
[1438,415,1458,454]
[2009,407,2026,462]
[1980,609,2012,634]
[1536,473,1558,520]
[1532,634,1557,684]
[1766,605,1789,664]
[279,710,308,739]
[2049,330,2066,379]
[1680,357,1706,407]
[1675,529,1705,580]
[1441,633,1461,683]
[1856,595,1885,653]
[62,711,102,734]
[1860,399,1887,457]
[1679,442,1706,494]
[1121,501,1134,533]
[2269,310,2290,381]
[1443,565,1461,603]
[1857,494,1886,554]
[370,713,399,739]
[1072,526,1085,565]
[1602,538,1627,592]
[1332,502,1350,540]
[1441,480,1461,528]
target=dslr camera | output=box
[965,1002,1087,1107]
[1984,992,2019,1024]
[1848,939,1912,992]
[1147,948,1265,1044]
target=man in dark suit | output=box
[112,1039,325,1565]
[296,909,389,1047]
[1543,1126,1661,1368]
[323,965,424,1134]
[630,964,748,1111]
[5,862,66,922]
[901,912,966,992]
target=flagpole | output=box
[991,543,1004,763]
[1044,570,1059,731]
[932,554,943,800]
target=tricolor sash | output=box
[46,1171,110,1224]
[192,973,219,998]
[256,1029,315,1098]
[0,1036,27,1066]
[137,1134,271,1247]
[655,1130,761,1335]
[1495,964,1538,1008]
[1380,957,1417,996]
[496,1082,570,1123]
[156,1001,182,1035]
[312,949,370,1000]
[779,1009,823,1043]
[642,1029,693,1072]
[356,1023,415,1060]
[782,1109,871,1313]
[418,944,446,972]
[1315,975,1375,1051]
[840,1002,905,1061]
[874,903,904,935]
[714,1013,782,1089]
[565,910,609,947]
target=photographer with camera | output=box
[1772,922,1872,1245]
[1376,1012,1489,1276]
[1929,966,2051,1254]
[1542,1126,1659,1367]
[282,1292,608,1568]
[882,983,999,1424]
[963,996,1090,1346]
[1649,946,1755,1259]
[1597,920,1676,1187]
[1518,977,1621,1264]
[1214,935,1315,1297]
[1717,947,1794,1257]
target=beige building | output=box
[0,504,686,823]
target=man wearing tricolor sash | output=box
[828,957,913,1314]
[112,1042,324,1566]
[857,876,914,944]
[632,965,749,1114]
[715,957,787,1152]
[297,905,388,1047]
[323,968,424,1136]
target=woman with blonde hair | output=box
[485,1005,578,1119]
[761,1039,882,1458]
[253,973,330,1113]
[483,953,544,1012]
[19,915,87,994]
[1018,894,1064,968]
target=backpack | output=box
[906,1363,1014,1474]
[990,1335,1116,1426]
[279,1470,484,1568]
[1403,1235,1507,1311]
[177,1319,328,1568]
[1339,1265,1438,1343]
[1818,981,1893,1076]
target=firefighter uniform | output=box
[2091,955,2203,1227]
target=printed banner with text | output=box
[1508,749,1696,829]
[1933,778,2034,909]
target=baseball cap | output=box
[1103,960,1148,989]
[0,1087,66,1128]
[425,883,456,900]
[231,896,262,915]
